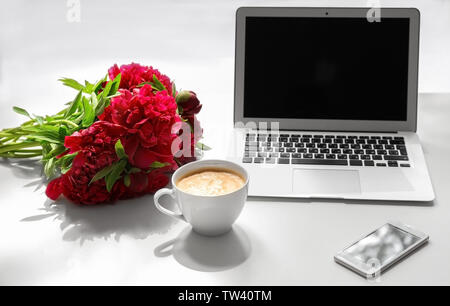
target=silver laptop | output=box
[230,7,434,201]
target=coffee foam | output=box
[176,169,245,196]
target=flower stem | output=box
[0,141,41,154]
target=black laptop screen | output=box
[243,17,410,121]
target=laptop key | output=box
[361,155,371,160]
[350,160,363,166]
[280,153,290,158]
[349,154,359,160]
[254,158,264,163]
[277,158,290,164]
[309,148,319,153]
[376,163,387,167]
[303,153,313,159]
[343,149,353,154]
[269,153,279,158]
[390,139,405,145]
[388,161,398,167]
[364,160,375,166]
[400,163,411,167]
[389,150,399,155]
[372,155,383,160]
[242,157,252,163]
[384,155,408,161]
[292,153,302,158]
[332,149,341,154]
[265,158,276,164]
[337,154,348,160]
[314,154,324,159]
[354,149,364,154]
[291,159,348,166]
[320,149,330,154]
[297,148,307,153]
[326,154,336,159]
[286,148,296,153]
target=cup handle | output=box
[154,188,186,222]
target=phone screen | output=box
[342,224,421,266]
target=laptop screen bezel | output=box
[234,7,420,132]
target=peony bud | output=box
[176,90,202,116]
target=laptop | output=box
[230,7,435,201]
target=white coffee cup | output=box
[154,159,249,236]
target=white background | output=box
[1,0,450,285]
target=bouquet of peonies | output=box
[0,63,207,205]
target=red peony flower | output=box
[108,63,173,95]
[177,90,202,116]
[99,85,180,170]
[44,63,203,205]
[46,121,127,204]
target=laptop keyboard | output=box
[242,133,410,167]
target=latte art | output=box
[177,169,245,196]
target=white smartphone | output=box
[334,221,429,278]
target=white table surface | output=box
[1,0,450,286]
[0,93,449,286]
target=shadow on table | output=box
[154,225,251,272]
[21,196,177,245]
[0,158,47,191]
[2,159,178,244]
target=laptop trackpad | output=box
[293,169,361,195]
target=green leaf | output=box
[102,79,113,98]
[114,139,128,159]
[65,90,82,119]
[128,167,141,174]
[196,142,212,151]
[59,78,85,92]
[93,75,107,94]
[91,92,98,110]
[149,161,169,169]
[105,92,121,99]
[110,73,121,95]
[81,96,95,127]
[152,75,167,91]
[172,82,177,98]
[44,157,56,178]
[124,174,131,187]
[13,106,32,119]
[58,152,77,174]
[90,163,116,184]
[136,82,153,88]
[84,80,94,94]
[105,160,127,192]
[34,115,44,125]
